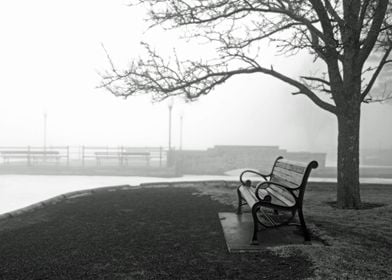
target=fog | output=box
[1,0,391,163]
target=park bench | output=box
[1,150,60,165]
[95,152,150,166]
[237,156,318,245]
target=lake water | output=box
[1,175,391,215]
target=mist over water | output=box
[0,0,391,160]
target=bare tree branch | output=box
[104,0,391,113]
[358,0,371,31]
[301,75,331,86]
[256,66,337,114]
[101,42,336,114]
[309,0,336,47]
[361,45,392,101]
[324,0,344,27]
[359,1,389,65]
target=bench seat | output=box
[238,185,296,208]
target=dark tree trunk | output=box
[336,104,361,209]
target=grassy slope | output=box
[301,183,392,279]
[0,187,312,280]
[0,183,390,279]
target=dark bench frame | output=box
[95,152,150,166]
[237,156,318,245]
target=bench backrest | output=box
[95,152,150,156]
[122,152,150,156]
[270,157,318,203]
[1,151,59,155]
[95,152,119,156]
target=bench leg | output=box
[236,187,243,214]
[251,207,259,245]
[298,208,311,242]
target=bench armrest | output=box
[239,170,270,186]
[255,181,296,202]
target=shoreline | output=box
[1,175,391,218]
[1,164,392,178]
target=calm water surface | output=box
[1,175,391,215]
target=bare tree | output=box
[101,0,392,209]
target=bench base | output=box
[237,185,310,244]
[219,212,316,252]
[237,157,318,245]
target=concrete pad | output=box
[219,212,322,253]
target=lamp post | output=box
[167,98,174,167]
[168,98,174,151]
[43,111,47,151]
[43,111,47,162]
[179,112,183,151]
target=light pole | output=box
[43,111,47,151]
[168,98,174,151]
[167,98,174,166]
[43,111,47,162]
[179,112,183,151]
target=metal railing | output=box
[81,146,167,167]
[0,146,70,166]
[0,146,167,167]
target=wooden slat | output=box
[267,190,295,207]
[275,159,307,173]
[257,188,270,200]
[272,166,304,186]
[270,175,300,190]
[238,186,258,208]
[272,171,302,187]
[276,158,309,168]
[267,186,296,207]
[273,165,304,177]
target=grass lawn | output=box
[301,183,392,279]
[0,182,391,279]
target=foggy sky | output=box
[0,0,391,162]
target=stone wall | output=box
[361,149,392,166]
[175,145,326,175]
